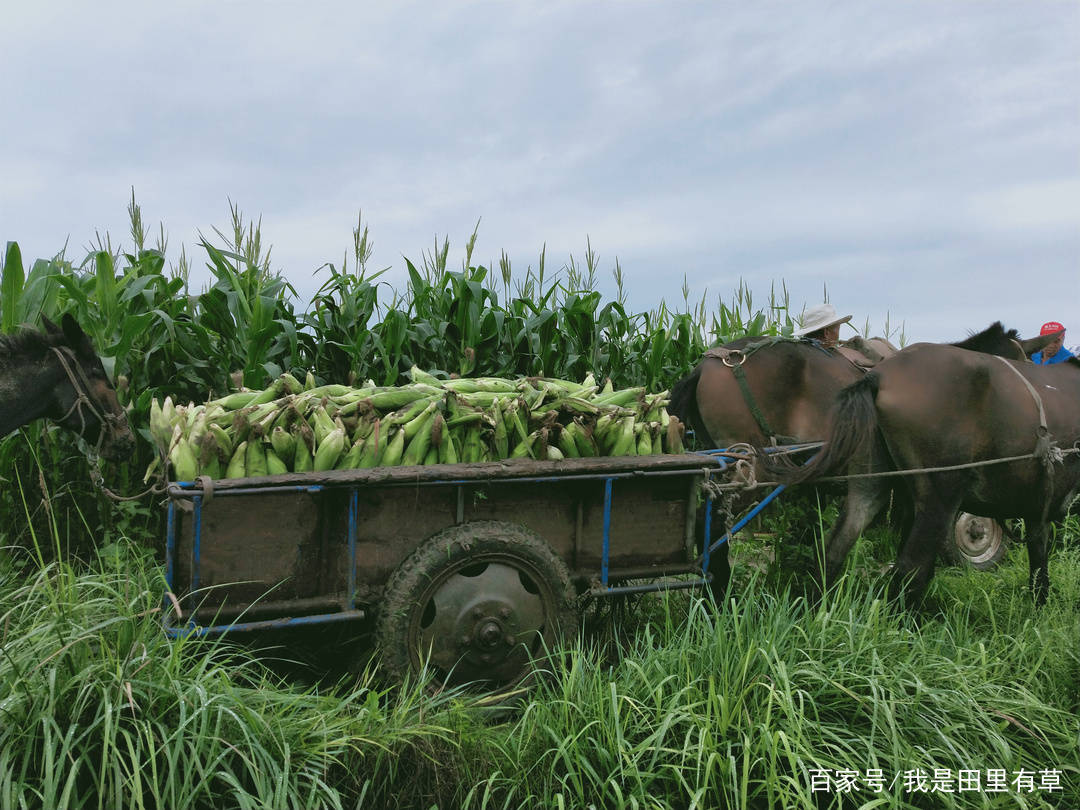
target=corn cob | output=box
[226,441,248,479]
[313,426,347,471]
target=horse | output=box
[670,323,1054,449]
[670,323,1062,589]
[766,346,1080,606]
[0,314,135,461]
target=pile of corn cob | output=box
[147,368,685,482]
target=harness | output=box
[703,337,828,445]
[50,345,126,457]
[48,344,156,502]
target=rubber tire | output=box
[375,520,578,693]
[944,513,1009,570]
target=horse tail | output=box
[669,363,714,446]
[762,372,881,485]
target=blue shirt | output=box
[1030,346,1075,365]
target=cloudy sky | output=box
[3,1,1078,345]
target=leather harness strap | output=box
[703,338,807,446]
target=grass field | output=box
[1,206,1077,808]
[2,517,1077,809]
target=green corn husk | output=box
[149,398,169,451]
[401,410,437,467]
[280,372,305,395]
[611,417,637,457]
[304,370,317,391]
[407,365,445,387]
[511,400,530,444]
[169,438,198,482]
[154,373,680,480]
[249,378,286,407]
[636,423,653,456]
[215,390,260,411]
[437,417,459,465]
[365,385,442,411]
[311,405,337,445]
[293,435,313,473]
[547,396,599,417]
[445,411,487,430]
[270,426,295,465]
[510,430,539,460]
[461,426,485,463]
[226,441,248,479]
[245,439,268,477]
[359,420,383,468]
[265,447,288,475]
[491,400,509,459]
[556,425,579,459]
[381,427,406,467]
[593,387,643,408]
[313,426,347,472]
[443,377,517,394]
[572,419,598,458]
[207,423,234,461]
[403,401,440,441]
[338,438,366,470]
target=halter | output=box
[50,345,126,457]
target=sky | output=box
[3,1,1078,347]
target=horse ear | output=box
[1019,331,1063,358]
[60,313,95,358]
[41,316,61,335]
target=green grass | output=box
[1,535,1076,809]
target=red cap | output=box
[1040,321,1065,336]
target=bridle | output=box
[50,345,127,457]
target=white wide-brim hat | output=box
[794,303,853,337]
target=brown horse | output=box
[670,323,1053,449]
[670,323,1062,578]
[0,314,134,460]
[767,346,1080,605]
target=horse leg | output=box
[1024,513,1051,606]
[889,479,961,607]
[817,476,892,594]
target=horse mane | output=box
[0,327,64,370]
[950,321,1019,353]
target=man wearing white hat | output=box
[795,303,896,367]
[794,303,853,349]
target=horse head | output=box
[41,315,135,461]
[952,321,1062,362]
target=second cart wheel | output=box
[376,521,578,692]
[946,512,1008,570]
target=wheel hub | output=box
[414,560,548,685]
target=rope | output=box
[49,346,163,503]
[85,448,167,502]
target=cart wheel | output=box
[375,521,578,692]
[946,513,1008,570]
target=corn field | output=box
[0,202,802,553]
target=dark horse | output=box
[767,345,1080,606]
[0,314,134,461]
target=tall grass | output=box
[2,537,1076,808]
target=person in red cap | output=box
[1030,321,1074,365]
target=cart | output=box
[163,449,781,689]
